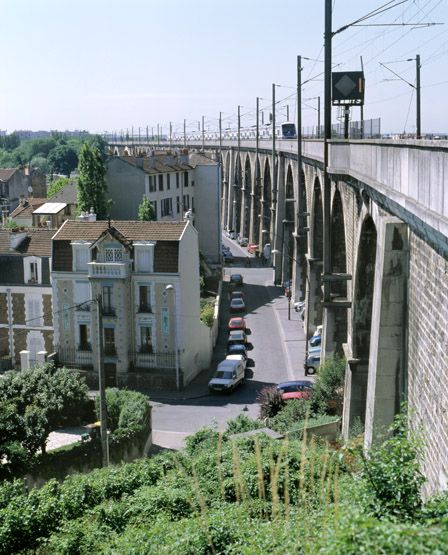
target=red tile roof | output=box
[0,229,53,257]
[10,198,47,218]
[52,220,187,242]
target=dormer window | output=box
[24,256,42,284]
[105,247,123,262]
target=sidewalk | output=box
[266,287,311,383]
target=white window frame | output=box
[134,241,156,273]
[24,256,42,284]
[26,294,43,326]
[71,241,92,272]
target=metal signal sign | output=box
[332,71,365,106]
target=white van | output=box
[208,355,246,392]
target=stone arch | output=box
[283,164,295,281]
[330,187,348,354]
[262,158,271,245]
[295,166,308,300]
[252,157,262,245]
[306,176,324,333]
[345,214,378,430]
[353,215,377,360]
[233,154,242,232]
[241,155,252,237]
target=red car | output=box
[277,380,313,401]
[228,317,246,331]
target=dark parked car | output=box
[227,343,247,359]
[230,273,243,286]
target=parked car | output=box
[228,316,246,331]
[227,343,247,359]
[230,273,244,286]
[276,380,314,401]
[238,237,249,247]
[230,290,244,300]
[305,346,321,375]
[309,334,321,347]
[227,330,247,346]
[230,297,246,313]
[223,251,234,263]
[208,355,246,392]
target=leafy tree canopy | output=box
[47,144,78,177]
[77,143,108,219]
[138,195,156,221]
[47,176,71,198]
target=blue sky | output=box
[0,0,447,134]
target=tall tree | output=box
[47,144,78,177]
[77,143,108,219]
[138,195,156,221]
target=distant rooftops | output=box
[10,198,46,219]
[50,180,77,204]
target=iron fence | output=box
[128,350,176,371]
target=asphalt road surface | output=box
[151,236,301,449]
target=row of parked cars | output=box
[208,274,248,393]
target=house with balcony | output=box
[51,219,212,389]
[106,149,221,264]
[0,228,54,369]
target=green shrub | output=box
[184,426,219,455]
[269,399,313,433]
[311,354,346,415]
[225,413,264,435]
[200,301,215,327]
[361,409,425,520]
[95,388,150,438]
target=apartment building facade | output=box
[106,149,221,264]
[51,219,212,389]
[0,229,54,369]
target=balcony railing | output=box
[128,350,176,371]
[87,261,130,279]
[102,306,116,317]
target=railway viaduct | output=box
[112,138,448,495]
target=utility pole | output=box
[219,112,222,152]
[286,104,289,121]
[360,56,364,139]
[344,106,350,139]
[96,295,109,467]
[157,124,160,146]
[272,83,277,281]
[296,55,303,297]
[169,122,172,148]
[416,54,421,139]
[131,126,134,146]
[146,125,149,142]
[323,0,332,301]
[317,96,321,138]
[201,115,205,151]
[237,105,241,151]
[183,119,186,148]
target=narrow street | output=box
[151,236,309,450]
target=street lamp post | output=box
[165,284,180,391]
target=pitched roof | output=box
[52,220,188,242]
[33,202,67,215]
[114,155,192,174]
[51,180,78,204]
[0,229,53,257]
[0,168,18,182]
[10,198,46,218]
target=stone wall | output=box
[408,232,448,496]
